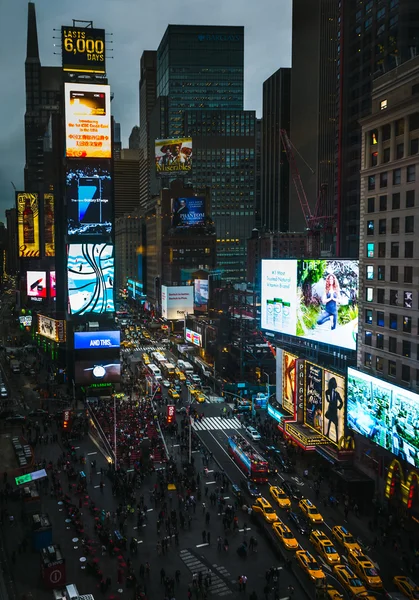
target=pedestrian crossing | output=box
[122,344,166,354]
[191,416,242,431]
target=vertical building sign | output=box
[44,193,55,257]
[17,192,40,258]
[296,359,305,423]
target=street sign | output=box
[49,569,62,585]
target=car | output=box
[332,525,362,554]
[252,496,279,523]
[333,565,370,598]
[347,549,382,590]
[231,484,243,501]
[162,380,171,388]
[288,510,311,535]
[266,459,279,476]
[269,485,291,509]
[0,387,8,398]
[195,393,206,403]
[323,585,344,599]
[393,575,419,599]
[295,549,326,582]
[27,409,49,418]
[176,406,187,414]
[168,388,180,400]
[299,498,323,524]
[281,480,303,501]
[245,426,261,441]
[274,453,294,473]
[5,413,26,424]
[309,530,341,566]
[272,520,299,551]
[240,480,261,498]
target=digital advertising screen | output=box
[65,82,111,159]
[50,271,56,298]
[155,137,192,175]
[347,368,419,467]
[66,161,112,236]
[62,26,106,75]
[161,285,194,320]
[74,359,121,385]
[282,351,297,415]
[185,328,202,347]
[67,243,115,316]
[194,279,209,312]
[74,330,120,350]
[38,315,66,343]
[261,259,359,351]
[171,197,205,228]
[305,362,323,432]
[44,193,55,257]
[17,192,40,258]
[27,271,47,298]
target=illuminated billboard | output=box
[74,330,120,350]
[282,351,297,414]
[348,368,419,466]
[27,271,47,298]
[171,197,205,228]
[305,361,345,445]
[67,243,114,316]
[261,259,359,351]
[50,271,56,298]
[17,192,40,258]
[194,279,209,312]
[65,82,111,159]
[185,328,202,347]
[161,285,194,320]
[74,359,120,385]
[38,315,66,343]
[62,26,106,75]
[44,193,55,257]
[155,137,192,174]
[66,161,112,236]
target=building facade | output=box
[139,51,157,211]
[115,212,141,292]
[5,208,18,275]
[114,149,140,217]
[358,56,419,389]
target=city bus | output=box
[227,435,268,482]
[147,364,162,381]
[162,362,176,378]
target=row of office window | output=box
[363,353,414,385]
[367,191,415,212]
[366,215,414,235]
[365,287,413,308]
[367,165,416,190]
[364,310,418,331]
[366,240,414,258]
[365,264,414,283]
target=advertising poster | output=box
[305,362,323,432]
[67,243,115,316]
[161,285,194,320]
[38,315,66,343]
[347,368,419,466]
[74,330,120,350]
[27,271,47,298]
[74,359,120,385]
[50,271,56,298]
[171,197,205,228]
[282,351,297,414]
[61,26,106,75]
[44,193,55,257]
[155,137,192,174]
[322,370,345,444]
[65,82,111,159]
[261,260,298,336]
[185,328,202,347]
[194,279,209,312]
[17,192,40,258]
[66,161,112,236]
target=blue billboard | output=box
[74,330,120,350]
[171,197,205,228]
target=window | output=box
[403,340,411,358]
[378,220,387,237]
[391,217,400,234]
[410,138,419,155]
[407,165,416,182]
[380,98,387,110]
[406,190,415,207]
[376,356,384,372]
[393,168,401,185]
[377,289,385,304]
[364,352,372,368]
[405,241,414,258]
[410,112,419,131]
[388,360,396,378]
[377,311,385,327]
[389,337,397,353]
[366,265,374,280]
[405,216,414,233]
[378,265,385,280]
[365,309,373,325]
[367,197,375,213]
[396,143,404,159]
[402,365,410,382]
[378,242,386,257]
[391,242,399,258]
[392,193,400,209]
[395,118,404,136]
[364,331,372,346]
[371,152,378,167]
[390,289,398,306]
[382,124,391,141]
[376,333,384,349]
[380,172,388,188]
[390,313,398,330]
[403,316,412,333]
[379,195,387,211]
[367,220,374,235]
[382,148,390,163]
[368,175,376,190]
[370,129,378,144]
[367,243,375,258]
[390,266,398,282]
[404,290,413,309]
[366,287,374,302]
[404,266,413,283]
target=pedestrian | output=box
[175,569,180,583]
[202,530,207,543]
[238,576,243,592]
[287,585,295,597]
[242,574,247,592]
[145,562,150,577]
[217,536,222,551]
[160,567,166,584]
[205,511,210,526]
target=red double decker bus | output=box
[227,435,268,482]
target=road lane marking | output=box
[87,451,97,456]
[196,543,209,548]
[206,481,216,485]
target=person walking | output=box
[202,530,207,543]
[242,574,247,592]
[160,567,166,584]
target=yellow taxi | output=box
[176,369,186,381]
[196,393,206,403]
[142,353,150,365]
[309,529,341,566]
[252,497,279,523]
[348,549,382,590]
[393,575,419,599]
[168,388,180,400]
[298,498,323,524]
[189,387,199,397]
[272,520,299,551]
[332,525,362,554]
[295,549,326,582]
[269,485,291,509]
[323,586,344,600]
[333,565,370,597]
[143,332,150,339]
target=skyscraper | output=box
[114,149,141,217]
[139,51,157,211]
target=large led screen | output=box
[50,271,56,298]
[38,315,66,343]
[347,368,419,467]
[155,137,192,174]
[282,351,297,415]
[261,259,359,351]
[44,193,55,257]
[74,359,120,385]
[27,271,47,298]
[194,279,209,312]
[66,161,112,236]
[17,192,40,258]
[62,26,106,75]
[65,83,111,159]
[161,285,194,320]
[67,243,114,316]
[171,197,205,228]
[74,330,120,350]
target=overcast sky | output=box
[0,0,292,220]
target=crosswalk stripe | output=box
[191,416,242,431]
